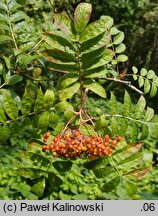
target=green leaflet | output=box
[10,11,28,23]
[31,178,45,198]
[49,111,58,128]
[74,3,92,33]
[124,90,131,116]
[140,68,147,76]
[0,2,7,11]
[47,172,63,189]
[119,118,128,135]
[110,92,117,114]
[132,66,138,74]
[21,88,31,115]
[134,95,146,119]
[34,88,44,113]
[0,124,9,144]
[144,107,154,122]
[102,177,120,192]
[147,70,155,79]
[18,167,46,180]
[17,54,39,68]
[40,49,76,63]
[93,166,116,178]
[53,161,72,172]
[110,116,118,135]
[6,74,23,85]
[55,101,72,112]
[83,80,106,98]
[115,43,126,53]
[132,122,139,142]
[53,13,74,39]
[138,76,144,88]
[144,79,150,94]
[117,152,143,168]
[150,83,157,97]
[0,35,12,43]
[59,82,80,100]
[84,157,109,170]
[3,92,18,120]
[83,66,108,78]
[124,180,137,196]
[44,89,55,110]
[43,32,75,51]
[8,0,22,13]
[0,107,6,123]
[79,16,113,43]
[113,31,124,45]
[116,54,128,62]
[47,61,78,73]
[38,111,49,131]
[58,73,78,89]
[140,124,149,140]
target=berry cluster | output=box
[42,130,122,159]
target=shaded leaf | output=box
[6,74,23,85]
[0,124,9,144]
[47,172,63,189]
[0,107,7,123]
[110,92,117,114]
[18,168,46,180]
[102,177,120,192]
[53,160,72,172]
[18,54,39,68]
[74,3,92,33]
[93,166,116,178]
[84,157,109,170]
[31,178,45,198]
[0,35,12,43]
[140,124,149,140]
[55,101,72,112]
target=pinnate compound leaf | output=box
[102,177,120,192]
[134,95,146,119]
[80,16,113,43]
[74,3,92,33]
[58,74,78,89]
[53,161,72,172]
[21,88,31,115]
[3,92,18,120]
[59,82,80,100]
[83,80,106,98]
[44,89,55,110]
[34,88,44,112]
[0,124,9,144]
[31,178,45,198]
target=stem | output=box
[28,38,44,55]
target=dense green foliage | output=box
[0,0,158,200]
